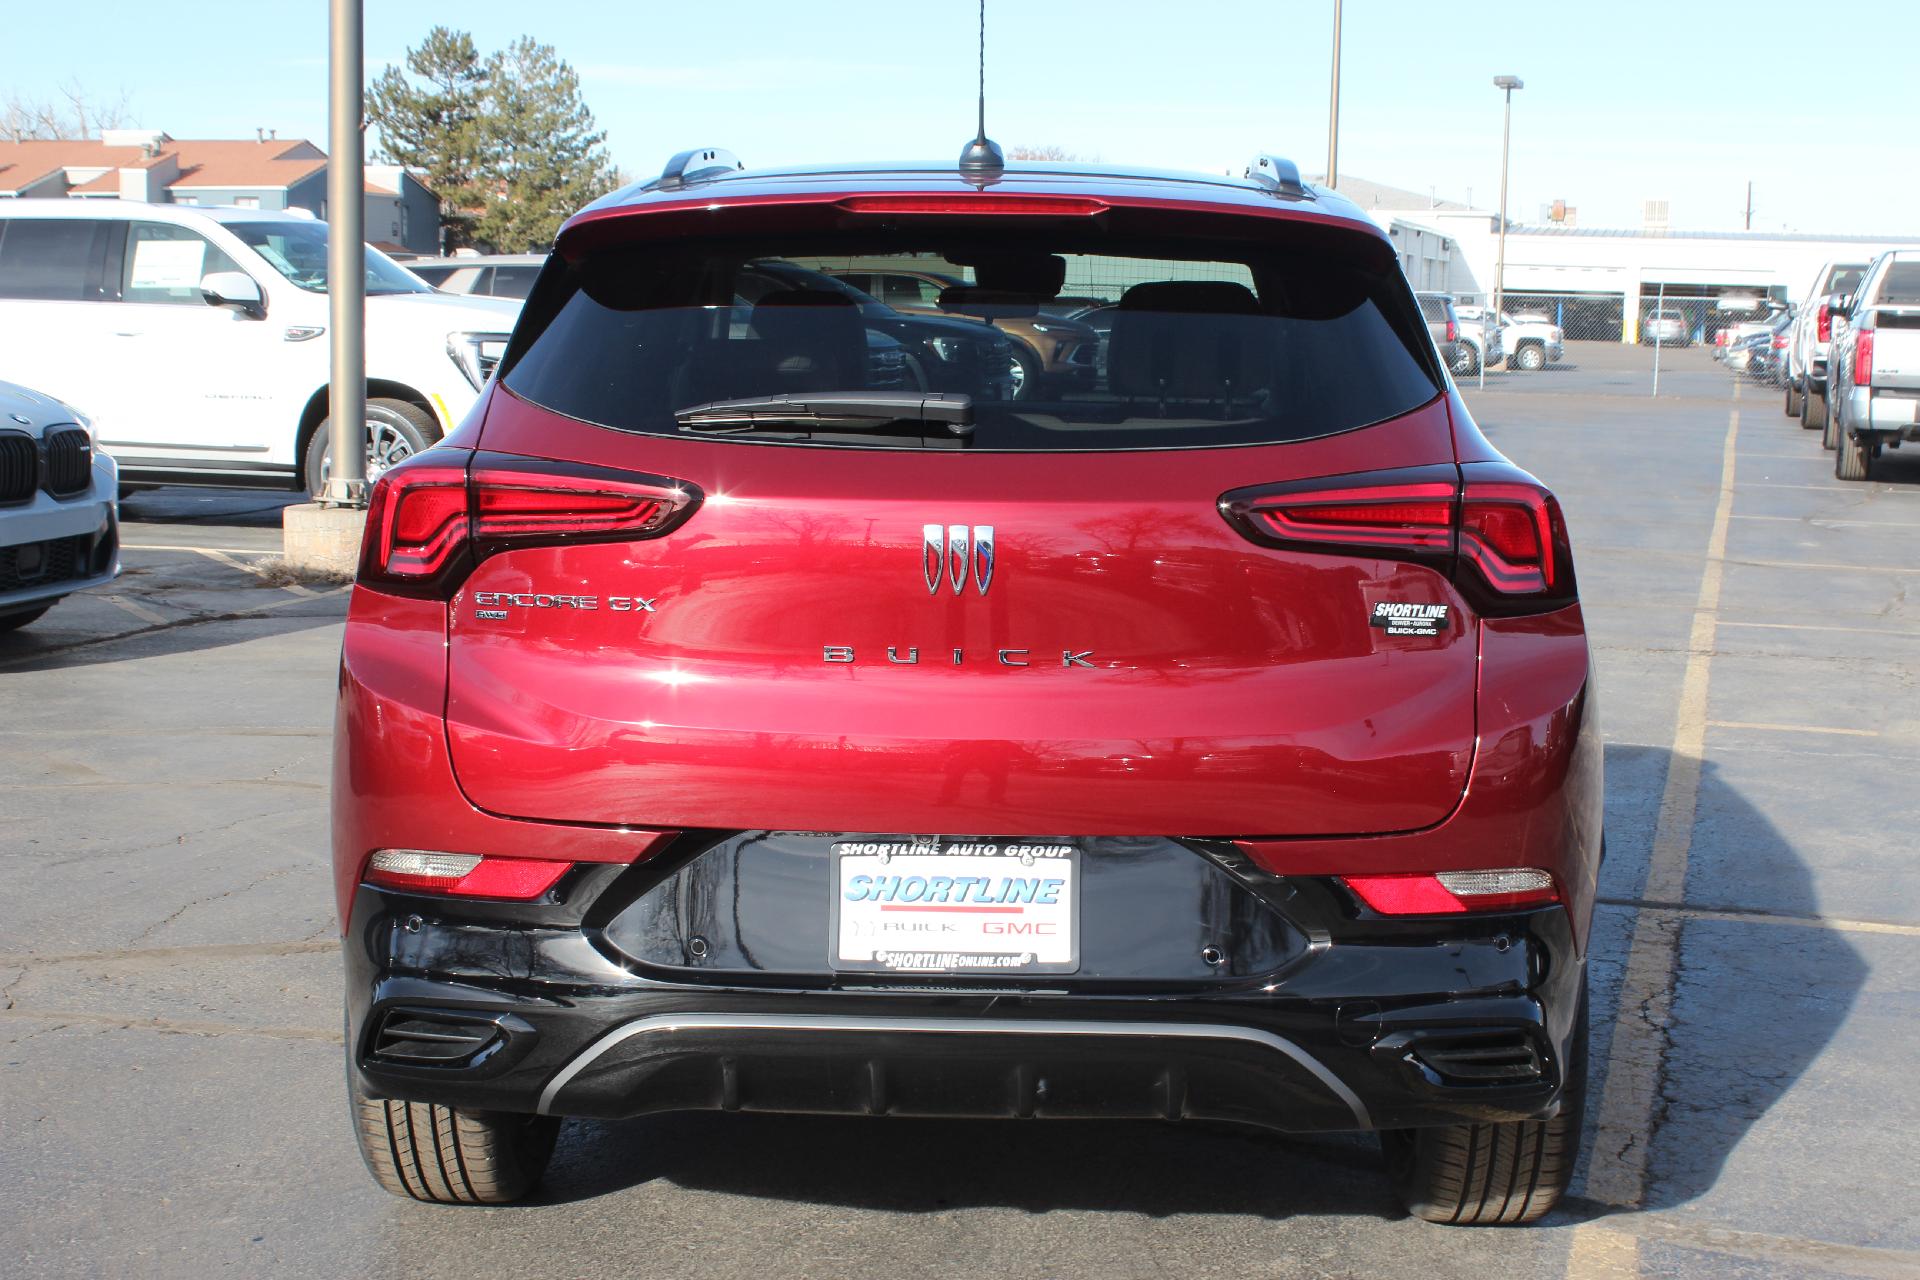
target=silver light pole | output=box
[1325,0,1342,190]
[324,0,367,508]
[1492,75,1523,323]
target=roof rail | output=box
[1244,154,1311,201]
[651,147,744,192]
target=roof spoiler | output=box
[1245,154,1312,201]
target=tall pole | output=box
[324,0,367,507]
[1325,0,1342,189]
[1495,86,1512,320]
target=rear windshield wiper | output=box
[673,391,974,436]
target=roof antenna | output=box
[957,0,1004,181]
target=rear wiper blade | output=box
[673,391,974,436]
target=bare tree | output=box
[1008,144,1077,162]
[1,82,133,143]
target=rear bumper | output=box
[1844,387,1920,439]
[343,872,1585,1136]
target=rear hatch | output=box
[428,202,1484,837]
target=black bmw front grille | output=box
[0,534,89,593]
[0,433,33,505]
[43,427,91,498]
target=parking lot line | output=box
[1572,405,1739,1272]
[1719,620,1920,637]
[1706,719,1881,737]
[1729,557,1920,575]
[1739,482,1920,495]
[121,543,276,555]
[1597,897,1920,938]
[102,596,168,626]
[1731,514,1920,528]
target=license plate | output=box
[830,839,1080,975]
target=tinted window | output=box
[488,265,539,298]
[410,263,457,286]
[0,219,110,301]
[121,222,246,305]
[1876,262,1920,305]
[503,229,1441,452]
[1829,266,1866,296]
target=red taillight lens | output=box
[1220,463,1577,615]
[1817,304,1832,342]
[364,850,572,899]
[359,460,472,589]
[1772,335,1789,350]
[358,450,701,597]
[1342,869,1559,915]
[1856,328,1874,385]
[1459,481,1565,594]
[1446,318,1458,344]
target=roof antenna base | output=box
[958,135,1005,181]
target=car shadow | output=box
[1585,744,1866,1215]
[500,742,1862,1222]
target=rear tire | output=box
[349,1072,558,1204]
[1805,386,1830,436]
[0,605,52,634]
[1835,426,1873,481]
[1784,382,1803,417]
[1382,977,1587,1225]
[1451,343,1480,377]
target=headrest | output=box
[1117,281,1263,315]
[937,286,1039,319]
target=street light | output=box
[1492,75,1523,321]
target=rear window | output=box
[1876,262,1920,305]
[502,227,1441,451]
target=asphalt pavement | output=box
[3,344,1917,1278]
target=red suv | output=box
[334,148,1600,1224]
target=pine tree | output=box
[470,38,616,252]
[366,28,491,249]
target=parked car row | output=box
[1784,250,1920,480]
[1411,293,1563,376]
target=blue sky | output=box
[7,1,1917,234]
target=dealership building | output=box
[1330,177,1920,342]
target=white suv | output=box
[0,201,518,495]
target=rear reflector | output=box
[359,450,702,597]
[365,850,572,899]
[1342,868,1559,915]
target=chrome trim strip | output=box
[922,523,942,595]
[945,523,968,595]
[536,1012,1369,1125]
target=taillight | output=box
[1817,304,1832,343]
[837,194,1108,217]
[1342,868,1559,915]
[1445,318,1458,344]
[359,450,702,597]
[1772,335,1789,350]
[1856,328,1874,385]
[365,849,571,899]
[1219,462,1577,614]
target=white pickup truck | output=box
[1457,305,1564,372]
[1785,260,1869,431]
[1826,250,1920,480]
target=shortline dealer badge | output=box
[1370,601,1450,637]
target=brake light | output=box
[1219,462,1577,613]
[1772,335,1789,350]
[359,450,702,596]
[364,850,572,899]
[1857,328,1874,385]
[1342,869,1560,915]
[1817,304,1832,343]
[1445,318,1458,344]
[836,194,1108,217]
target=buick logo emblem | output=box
[924,523,993,596]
